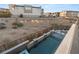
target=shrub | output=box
[17,23,23,27]
[12,22,23,29]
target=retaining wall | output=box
[27,30,54,49]
[55,22,78,54]
[1,40,29,54]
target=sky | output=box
[0,4,79,12]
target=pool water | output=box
[19,30,66,54]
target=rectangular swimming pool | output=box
[19,30,67,54]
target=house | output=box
[9,4,44,17]
[0,8,11,17]
[44,12,60,17]
[60,11,79,18]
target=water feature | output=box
[19,30,67,54]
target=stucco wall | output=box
[55,22,78,54]
[9,5,43,17]
[60,11,79,17]
[70,23,79,54]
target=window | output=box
[24,6,32,13]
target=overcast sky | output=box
[0,4,79,12]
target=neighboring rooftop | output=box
[14,4,41,8]
[62,10,79,12]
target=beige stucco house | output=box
[60,11,79,18]
[9,4,44,17]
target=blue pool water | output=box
[19,30,66,54]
